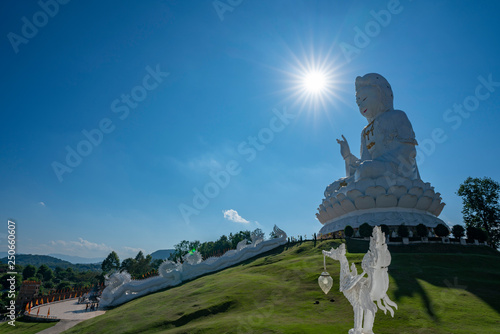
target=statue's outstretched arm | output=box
[337,135,360,177]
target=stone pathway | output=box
[28,299,105,334]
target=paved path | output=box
[37,320,84,334]
[29,299,105,334]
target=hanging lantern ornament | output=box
[318,255,333,294]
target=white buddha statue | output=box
[317,73,446,236]
[332,73,419,191]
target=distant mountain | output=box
[150,249,174,260]
[48,253,104,264]
[0,254,101,272]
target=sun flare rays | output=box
[281,48,350,116]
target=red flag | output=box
[37,308,40,316]
[47,308,50,316]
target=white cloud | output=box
[223,209,250,224]
[38,201,46,207]
[46,238,112,256]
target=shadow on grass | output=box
[345,238,500,319]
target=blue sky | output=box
[1,0,499,259]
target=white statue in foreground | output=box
[322,226,397,334]
[100,225,287,308]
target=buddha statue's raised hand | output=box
[336,135,351,160]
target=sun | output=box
[272,44,351,117]
[303,70,328,94]
[278,49,348,114]
[288,61,340,112]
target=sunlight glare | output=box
[303,71,327,94]
[275,45,351,118]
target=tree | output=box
[344,225,354,238]
[452,225,465,239]
[169,240,191,262]
[457,177,500,248]
[477,229,488,242]
[416,224,428,238]
[56,281,72,291]
[189,241,201,253]
[102,251,120,273]
[54,266,65,280]
[379,224,390,237]
[198,241,215,259]
[215,235,231,254]
[23,265,37,280]
[120,258,136,273]
[151,259,163,270]
[0,273,22,292]
[134,252,153,277]
[251,228,265,241]
[359,223,373,238]
[65,267,76,281]
[434,223,450,237]
[467,226,488,242]
[135,251,145,262]
[43,281,54,289]
[37,264,54,282]
[398,224,409,238]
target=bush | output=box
[56,281,72,291]
[380,224,390,237]
[416,224,428,238]
[478,228,488,242]
[398,224,409,238]
[466,226,488,242]
[434,224,450,237]
[359,223,373,238]
[467,226,477,240]
[452,225,465,238]
[344,225,354,238]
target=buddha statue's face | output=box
[355,84,384,121]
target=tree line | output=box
[100,228,271,279]
[342,177,499,248]
[101,250,164,280]
[0,262,101,314]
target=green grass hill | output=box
[4,240,500,333]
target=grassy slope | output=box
[4,240,499,334]
[0,320,56,334]
[65,240,500,333]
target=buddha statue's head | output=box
[355,73,394,122]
